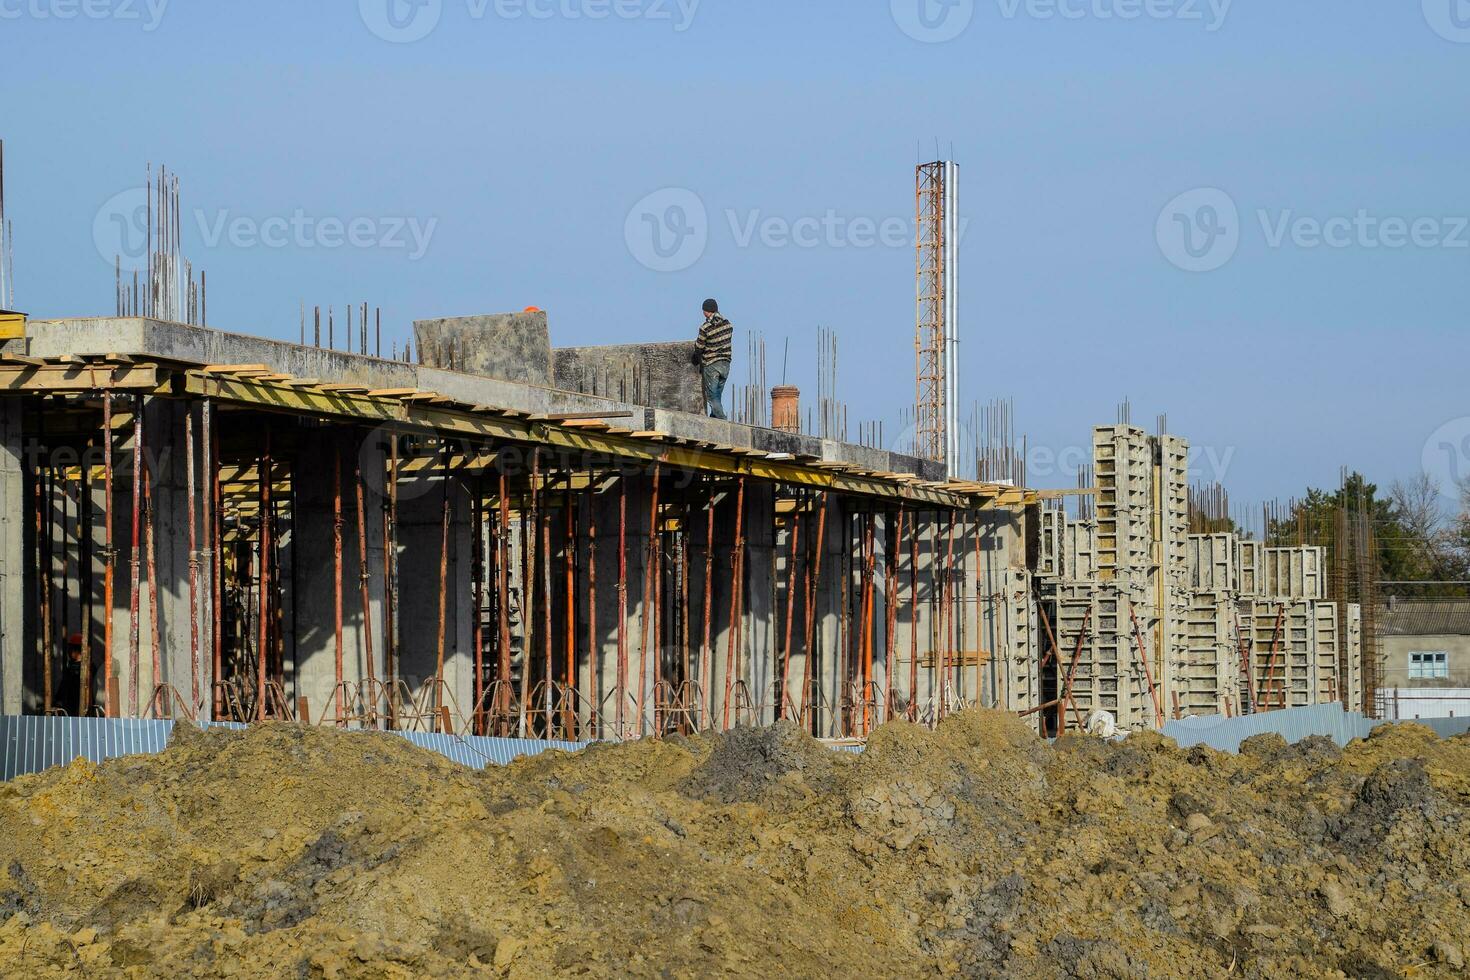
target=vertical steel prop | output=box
[616,471,628,737]
[637,464,661,735]
[679,507,691,717]
[909,511,920,722]
[385,434,399,719]
[435,439,452,725]
[471,476,485,733]
[838,515,850,736]
[80,432,94,716]
[564,490,576,737]
[208,402,223,718]
[497,466,512,731]
[102,391,116,717]
[884,509,902,722]
[721,475,746,731]
[941,513,956,719]
[799,494,827,730]
[700,492,715,723]
[540,470,553,733]
[256,427,271,722]
[354,438,377,724]
[777,505,800,720]
[143,453,161,716]
[857,514,873,734]
[36,438,53,715]
[333,438,345,724]
[519,450,539,737]
[587,488,599,735]
[128,396,144,717]
[185,402,200,710]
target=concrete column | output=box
[106,397,196,718]
[741,482,776,725]
[394,458,472,731]
[290,430,387,726]
[0,396,23,714]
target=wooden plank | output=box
[367,388,420,397]
[318,383,369,393]
[0,364,161,392]
[538,410,636,421]
[201,363,271,375]
[0,353,47,367]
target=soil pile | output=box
[1,711,1468,978]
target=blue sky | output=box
[1,0,1465,510]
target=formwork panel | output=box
[1092,425,1151,585]
[1238,540,1264,597]
[1188,533,1240,594]
[1262,546,1325,600]
[1313,601,1341,705]
[1064,518,1098,583]
[1248,599,1316,710]
[1039,509,1064,580]
[1180,591,1241,716]
[1001,568,1039,714]
[1159,435,1190,589]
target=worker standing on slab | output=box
[695,298,733,420]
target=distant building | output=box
[1377,598,1470,720]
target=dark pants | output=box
[703,360,730,420]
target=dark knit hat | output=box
[702,298,719,314]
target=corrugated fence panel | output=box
[1165,704,1376,753]
[1,716,589,781]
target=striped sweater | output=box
[696,314,733,365]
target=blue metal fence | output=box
[1,715,586,781]
[1163,703,1470,754]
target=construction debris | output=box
[1,711,1468,977]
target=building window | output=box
[1409,651,1450,680]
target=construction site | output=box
[0,159,1390,740]
[1,151,1467,978]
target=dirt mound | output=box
[1,713,1468,978]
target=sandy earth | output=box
[1,710,1467,978]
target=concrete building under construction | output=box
[0,158,1381,741]
[0,307,1375,740]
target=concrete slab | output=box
[23,318,945,483]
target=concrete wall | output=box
[414,312,553,386]
[554,342,703,415]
